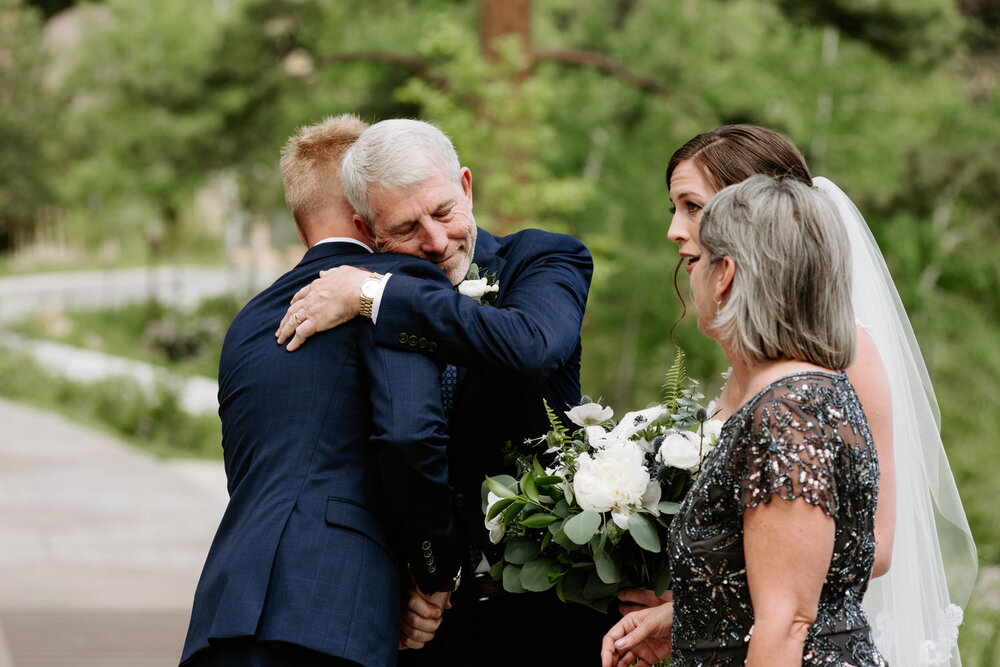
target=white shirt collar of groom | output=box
[314,237,373,252]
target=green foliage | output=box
[0,0,59,251]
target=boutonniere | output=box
[456,263,499,305]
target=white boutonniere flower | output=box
[456,263,499,305]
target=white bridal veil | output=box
[814,177,978,667]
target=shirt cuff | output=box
[369,272,391,324]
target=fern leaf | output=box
[661,348,687,410]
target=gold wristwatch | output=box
[359,272,385,321]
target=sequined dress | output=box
[668,372,887,665]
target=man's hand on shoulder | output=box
[276,265,369,351]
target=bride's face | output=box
[667,160,717,276]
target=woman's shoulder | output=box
[735,365,846,419]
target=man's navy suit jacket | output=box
[374,228,593,553]
[181,241,460,667]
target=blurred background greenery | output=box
[1,0,998,660]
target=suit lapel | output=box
[472,228,507,300]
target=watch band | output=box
[359,272,384,321]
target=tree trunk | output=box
[480,0,531,62]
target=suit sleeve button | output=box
[428,342,438,353]
[408,335,419,347]
[398,332,409,344]
[421,540,432,550]
[418,337,428,349]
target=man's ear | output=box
[460,167,473,209]
[354,215,376,247]
[714,256,735,304]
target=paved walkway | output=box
[0,398,228,666]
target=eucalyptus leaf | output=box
[547,518,564,534]
[658,500,682,515]
[560,569,591,606]
[552,527,580,552]
[553,499,570,517]
[595,548,624,584]
[654,564,672,597]
[502,564,525,593]
[520,557,557,591]
[504,539,541,565]
[627,512,662,552]
[584,570,621,599]
[564,510,601,545]
[490,559,506,581]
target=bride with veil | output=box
[815,176,977,665]
[609,125,976,666]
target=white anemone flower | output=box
[565,402,614,428]
[607,405,668,441]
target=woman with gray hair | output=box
[601,175,887,666]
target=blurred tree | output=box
[0,0,58,252]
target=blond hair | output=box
[280,114,369,228]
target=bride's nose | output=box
[667,216,687,245]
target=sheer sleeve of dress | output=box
[738,392,838,518]
[814,177,977,667]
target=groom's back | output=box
[183,246,447,667]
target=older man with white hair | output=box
[277,118,605,666]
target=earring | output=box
[714,297,722,317]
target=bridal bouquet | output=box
[482,352,722,612]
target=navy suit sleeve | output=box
[375,233,592,383]
[363,333,460,593]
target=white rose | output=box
[566,402,614,427]
[607,405,668,440]
[484,491,507,544]
[572,440,661,529]
[457,277,499,301]
[656,431,703,472]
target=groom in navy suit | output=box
[276,119,607,665]
[180,115,462,667]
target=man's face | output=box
[365,167,477,285]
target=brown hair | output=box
[280,114,370,230]
[666,124,812,194]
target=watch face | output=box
[361,278,380,298]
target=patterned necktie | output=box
[441,364,458,415]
